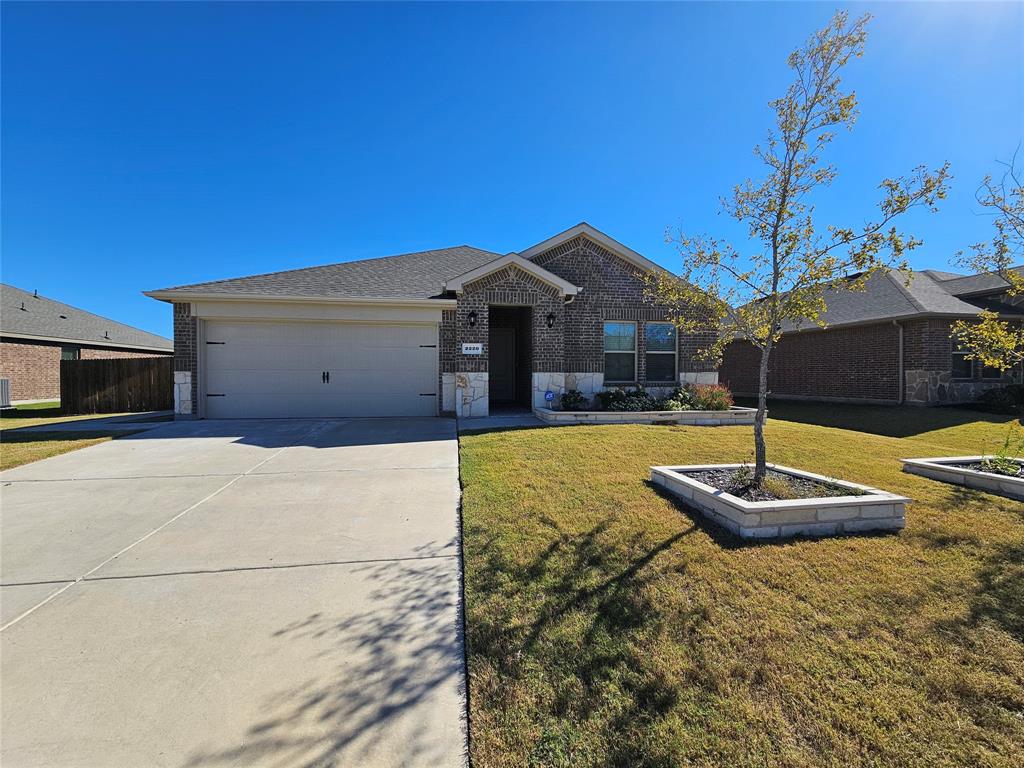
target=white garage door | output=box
[203,320,438,418]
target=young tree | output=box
[650,11,949,485]
[950,152,1024,372]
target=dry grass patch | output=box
[460,406,1023,767]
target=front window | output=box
[981,364,1004,380]
[603,321,636,383]
[645,322,677,383]
[950,344,973,379]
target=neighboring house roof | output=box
[779,268,1024,334]
[145,222,658,304]
[444,253,580,296]
[0,283,173,352]
[934,266,1024,296]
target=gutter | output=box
[143,291,458,308]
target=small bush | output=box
[560,390,588,411]
[690,384,734,411]
[975,385,1024,415]
[657,387,696,412]
[594,387,658,412]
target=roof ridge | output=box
[885,269,929,314]
[154,244,499,293]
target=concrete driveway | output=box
[0,418,466,768]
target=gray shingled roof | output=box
[150,246,502,301]
[1,284,172,351]
[937,266,1024,296]
[780,269,1023,333]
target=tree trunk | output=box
[753,343,772,486]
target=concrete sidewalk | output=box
[0,417,467,768]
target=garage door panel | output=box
[203,321,438,418]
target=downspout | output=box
[893,320,904,405]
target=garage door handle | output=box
[326,371,330,384]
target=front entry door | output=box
[489,326,516,402]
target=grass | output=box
[460,404,1024,767]
[0,430,129,470]
[0,402,160,470]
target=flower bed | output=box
[900,456,1024,500]
[535,406,756,426]
[650,463,908,539]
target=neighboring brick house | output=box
[0,284,173,401]
[146,223,718,419]
[719,268,1024,406]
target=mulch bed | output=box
[948,461,1023,478]
[686,467,864,502]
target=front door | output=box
[489,326,516,402]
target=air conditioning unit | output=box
[0,378,11,409]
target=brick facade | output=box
[0,337,168,401]
[720,323,902,403]
[173,303,199,412]
[720,317,1021,405]
[438,235,714,385]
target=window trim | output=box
[603,320,637,384]
[60,345,80,361]
[644,321,678,384]
[950,344,973,381]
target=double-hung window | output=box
[603,321,636,383]
[950,343,973,379]
[644,322,677,383]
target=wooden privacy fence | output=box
[61,357,173,415]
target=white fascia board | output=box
[0,331,172,354]
[443,253,580,296]
[518,222,669,276]
[143,291,457,308]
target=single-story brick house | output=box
[146,223,718,419]
[0,283,173,402]
[719,267,1024,405]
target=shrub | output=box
[690,383,734,411]
[560,389,588,411]
[657,387,696,411]
[975,384,1024,415]
[594,387,658,412]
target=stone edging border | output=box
[901,456,1024,501]
[534,406,756,426]
[650,463,908,539]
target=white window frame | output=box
[644,321,678,384]
[603,320,637,384]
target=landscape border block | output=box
[535,406,756,426]
[650,463,908,539]
[900,456,1024,501]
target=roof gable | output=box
[444,253,580,296]
[519,222,666,275]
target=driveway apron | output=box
[0,418,466,768]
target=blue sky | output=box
[3,2,1022,338]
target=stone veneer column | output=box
[172,303,198,418]
[455,372,488,418]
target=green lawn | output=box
[0,402,160,470]
[460,405,1023,767]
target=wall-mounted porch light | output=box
[467,311,478,328]
[545,312,556,329]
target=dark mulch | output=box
[686,467,865,501]
[950,460,1024,478]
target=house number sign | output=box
[462,343,483,355]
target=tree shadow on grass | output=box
[184,538,467,768]
[467,516,715,765]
